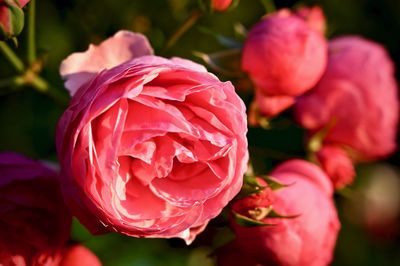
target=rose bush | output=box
[218,160,340,266]
[242,9,327,117]
[0,152,72,266]
[57,31,248,244]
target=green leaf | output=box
[198,27,242,49]
[193,49,242,77]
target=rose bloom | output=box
[57,31,248,244]
[218,160,340,266]
[0,152,72,266]
[211,0,232,12]
[295,36,399,162]
[0,0,29,39]
[242,9,327,117]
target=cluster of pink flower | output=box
[0,1,398,266]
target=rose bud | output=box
[316,145,355,189]
[211,0,233,12]
[57,31,248,245]
[0,152,72,266]
[294,6,326,35]
[60,245,101,266]
[0,0,30,40]
[295,36,399,162]
[242,9,327,117]
[218,160,340,266]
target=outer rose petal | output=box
[60,30,154,96]
[255,90,295,117]
[294,6,326,34]
[316,145,355,189]
[60,245,101,266]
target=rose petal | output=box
[60,31,154,96]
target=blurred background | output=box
[0,0,399,265]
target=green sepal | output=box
[267,209,300,219]
[237,175,267,198]
[259,175,291,191]
[232,211,276,227]
[0,2,25,40]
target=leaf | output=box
[198,27,242,49]
[193,49,243,77]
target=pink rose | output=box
[294,6,326,35]
[0,0,29,39]
[242,9,327,117]
[0,152,72,266]
[57,31,248,244]
[316,145,355,189]
[60,245,101,266]
[219,160,340,266]
[211,0,233,12]
[295,36,399,161]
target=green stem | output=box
[27,0,36,64]
[0,41,25,72]
[0,76,24,88]
[27,73,69,106]
[260,0,276,13]
[163,9,203,53]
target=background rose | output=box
[295,36,398,162]
[57,31,248,245]
[219,160,340,266]
[0,152,72,266]
[211,0,233,12]
[242,9,327,117]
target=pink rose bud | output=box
[219,160,340,266]
[57,31,248,245]
[242,9,327,117]
[60,245,101,266]
[0,0,29,39]
[0,152,72,266]
[294,6,326,35]
[211,0,233,12]
[295,36,399,162]
[316,145,355,189]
